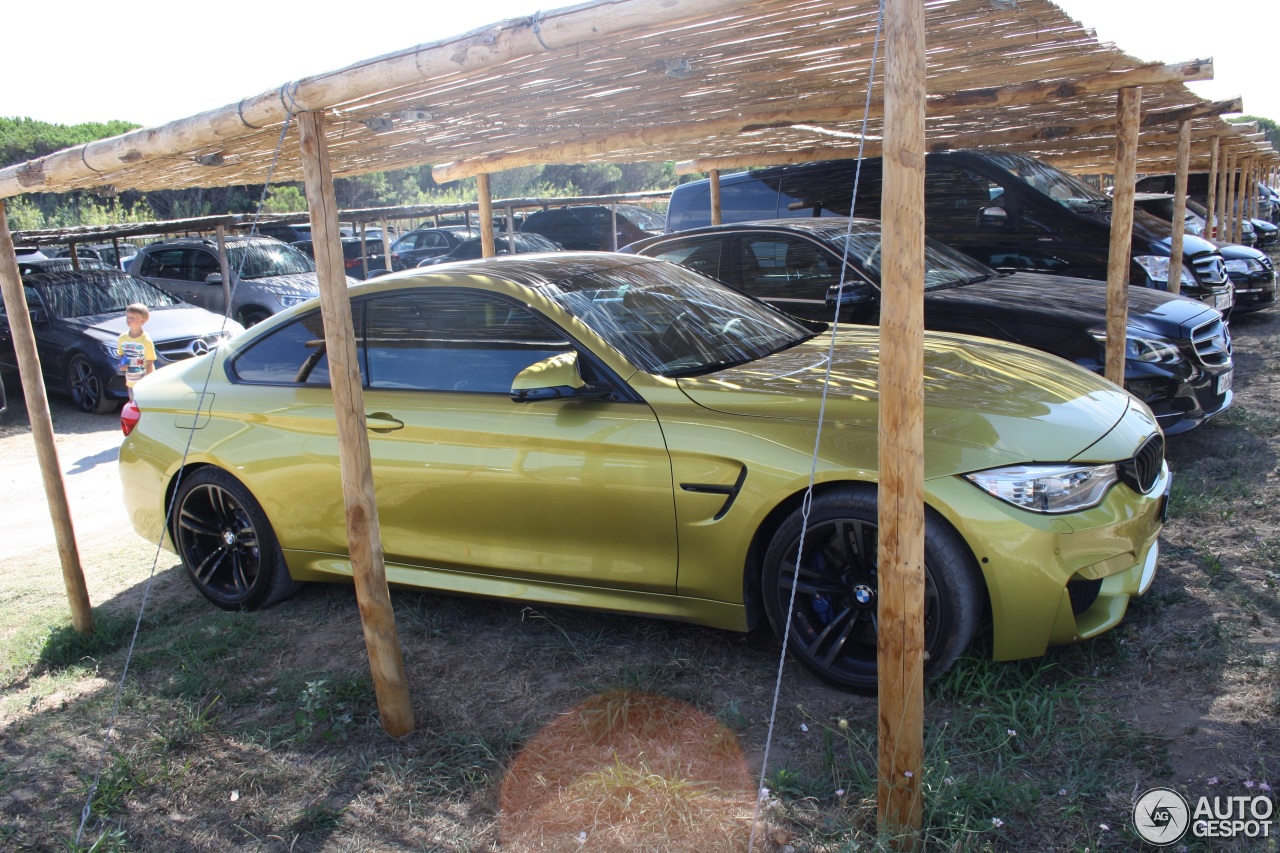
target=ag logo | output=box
[1133,787,1190,845]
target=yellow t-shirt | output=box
[117,331,156,387]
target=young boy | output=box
[118,303,156,398]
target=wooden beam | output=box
[1168,120,1191,296]
[878,0,925,847]
[709,169,722,225]
[297,110,414,738]
[0,202,93,635]
[1204,137,1220,238]
[477,174,495,258]
[1106,88,1140,388]
[932,59,1211,110]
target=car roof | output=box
[394,251,659,291]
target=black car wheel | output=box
[171,468,302,610]
[761,486,983,693]
[237,307,272,327]
[66,353,116,414]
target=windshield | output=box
[34,271,181,319]
[828,223,995,289]
[230,242,316,279]
[544,260,815,376]
[981,152,1109,204]
[620,206,666,230]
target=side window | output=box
[647,237,725,280]
[364,289,572,394]
[138,248,185,279]
[738,236,840,300]
[229,305,363,385]
[924,166,1006,228]
[188,249,221,282]
[0,285,42,318]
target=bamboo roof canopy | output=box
[0,0,1274,203]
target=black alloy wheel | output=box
[237,307,272,328]
[66,353,116,414]
[171,468,302,610]
[762,487,983,693]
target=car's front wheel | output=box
[761,486,983,692]
[66,353,116,414]
[236,307,272,328]
[171,468,302,610]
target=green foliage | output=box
[0,117,140,168]
[262,185,307,213]
[1232,116,1279,151]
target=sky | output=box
[3,0,1275,131]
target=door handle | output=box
[365,412,404,433]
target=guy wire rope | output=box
[749,1,885,848]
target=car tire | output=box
[66,353,117,414]
[236,307,272,328]
[761,485,983,693]
[171,468,303,611]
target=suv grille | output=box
[1117,434,1165,495]
[1190,317,1231,367]
[1190,254,1228,286]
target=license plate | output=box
[1214,292,1232,310]
[1217,369,1233,396]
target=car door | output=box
[136,247,221,310]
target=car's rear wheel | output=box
[66,353,116,414]
[171,468,302,610]
[761,486,982,693]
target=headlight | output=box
[277,295,311,308]
[965,463,1118,514]
[1087,328,1183,364]
[1133,255,1195,288]
[103,342,121,358]
[1224,258,1264,274]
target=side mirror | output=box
[977,206,1009,228]
[825,282,875,310]
[205,272,224,286]
[511,352,613,403]
[29,307,49,325]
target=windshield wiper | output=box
[665,356,756,378]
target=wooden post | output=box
[297,110,415,738]
[1225,150,1238,244]
[610,203,619,251]
[1105,88,1140,388]
[1205,137,1220,239]
[359,223,370,279]
[69,241,81,271]
[709,169,722,226]
[505,207,516,253]
[477,174,495,258]
[215,226,232,317]
[877,0,925,848]
[1215,145,1230,242]
[112,237,123,271]
[1168,120,1191,296]
[382,217,394,272]
[0,202,93,635]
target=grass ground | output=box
[1,292,1278,852]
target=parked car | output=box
[18,258,114,277]
[520,204,664,251]
[0,268,242,413]
[1134,173,1278,227]
[624,218,1232,436]
[50,242,139,271]
[1132,194,1276,314]
[255,223,353,243]
[129,236,356,327]
[667,152,1234,313]
[417,232,562,266]
[290,237,402,280]
[119,253,1169,692]
[389,226,472,266]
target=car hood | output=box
[1214,242,1267,261]
[73,306,238,343]
[676,328,1133,470]
[934,272,1217,337]
[236,271,328,294]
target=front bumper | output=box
[1228,263,1277,313]
[928,460,1168,662]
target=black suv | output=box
[666,151,1234,314]
[520,204,663,251]
[129,236,350,326]
[624,218,1233,436]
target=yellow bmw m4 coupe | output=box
[119,253,1169,691]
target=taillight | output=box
[344,257,361,268]
[121,400,140,436]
